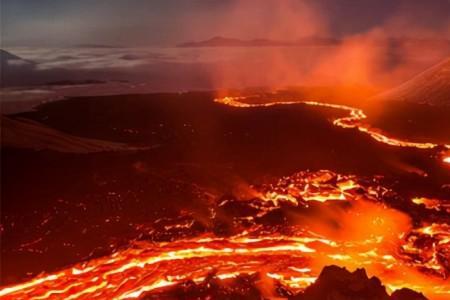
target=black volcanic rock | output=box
[141,265,427,299]
[291,265,427,300]
[145,273,263,300]
[391,288,427,300]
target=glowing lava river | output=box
[1,95,449,299]
[216,96,450,163]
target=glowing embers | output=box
[1,170,449,299]
[257,170,362,206]
[401,223,450,277]
[441,150,450,165]
[412,197,450,213]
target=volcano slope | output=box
[372,57,450,106]
[1,91,449,299]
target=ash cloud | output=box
[193,0,450,92]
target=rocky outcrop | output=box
[293,265,427,300]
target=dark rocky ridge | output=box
[293,266,427,300]
[147,265,427,299]
[177,36,340,47]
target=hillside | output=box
[373,57,450,106]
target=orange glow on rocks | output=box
[215,96,450,159]
[1,96,449,300]
[1,169,449,299]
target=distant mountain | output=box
[0,49,35,65]
[73,43,124,48]
[1,49,22,61]
[178,36,450,49]
[373,57,450,106]
[177,36,339,47]
[294,36,341,46]
[1,49,36,87]
[44,79,107,86]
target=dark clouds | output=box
[2,0,449,47]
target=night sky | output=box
[2,0,450,47]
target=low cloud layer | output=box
[2,39,450,91]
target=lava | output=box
[412,197,450,213]
[215,96,450,158]
[444,156,450,164]
[1,96,449,299]
[258,170,360,205]
[1,169,449,299]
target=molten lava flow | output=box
[412,197,450,213]
[215,96,450,161]
[1,170,449,299]
[1,96,449,299]
[444,155,450,164]
[258,170,360,206]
